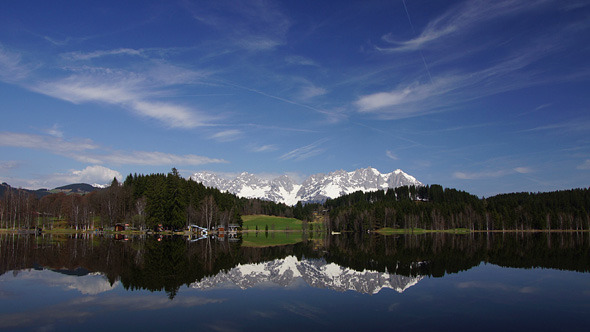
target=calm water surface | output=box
[1,232,589,331]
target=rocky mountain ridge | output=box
[191,167,422,205]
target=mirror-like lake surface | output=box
[1,232,589,331]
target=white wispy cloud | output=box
[210,129,242,142]
[250,144,278,153]
[0,45,32,82]
[514,167,533,174]
[357,0,590,121]
[44,124,64,138]
[61,48,143,60]
[132,101,207,128]
[279,139,329,161]
[0,131,227,166]
[43,35,72,46]
[0,44,214,129]
[453,166,532,180]
[386,150,399,160]
[0,161,20,171]
[237,36,283,51]
[378,0,552,52]
[186,0,291,51]
[0,132,99,154]
[577,160,590,170]
[298,85,328,100]
[356,38,584,119]
[535,103,552,111]
[33,70,212,128]
[285,55,319,67]
[98,151,227,166]
[523,119,590,133]
[355,74,462,118]
[453,170,509,180]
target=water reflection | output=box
[1,232,589,331]
[1,232,589,298]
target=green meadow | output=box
[241,215,303,231]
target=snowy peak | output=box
[190,167,422,205]
[387,169,420,188]
[191,171,227,189]
[351,167,386,189]
[189,256,423,294]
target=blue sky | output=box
[1,0,589,197]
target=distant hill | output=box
[52,183,99,195]
[0,182,100,199]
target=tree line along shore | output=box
[1,169,589,233]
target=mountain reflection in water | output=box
[190,255,422,294]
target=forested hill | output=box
[325,185,590,232]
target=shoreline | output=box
[1,228,589,235]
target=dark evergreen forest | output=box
[325,185,590,232]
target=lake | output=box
[1,232,589,331]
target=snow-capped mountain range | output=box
[190,255,423,294]
[191,167,422,205]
